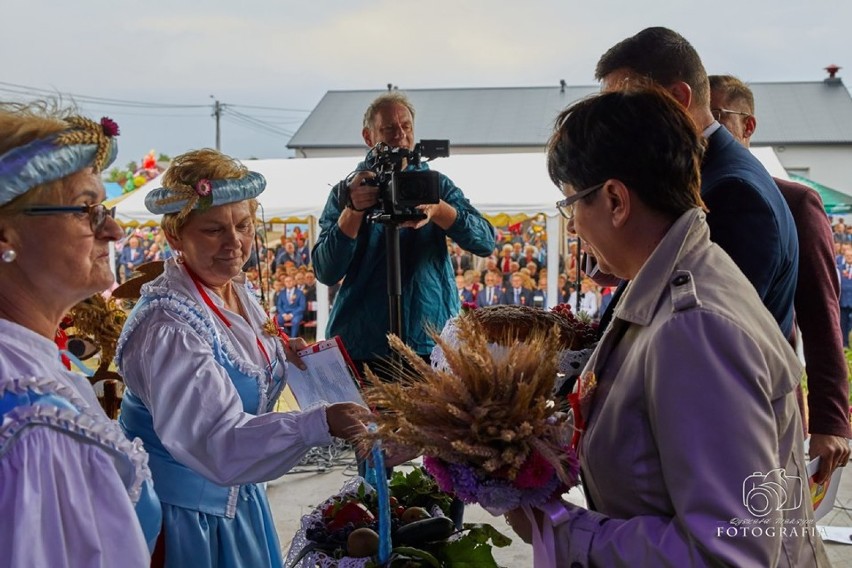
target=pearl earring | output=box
[1,249,16,263]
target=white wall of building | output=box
[765,144,852,196]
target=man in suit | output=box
[449,242,473,275]
[294,235,311,268]
[480,257,499,284]
[480,270,503,307]
[594,27,799,341]
[275,274,307,337]
[499,272,534,306]
[118,235,146,282]
[840,249,852,347]
[275,239,301,269]
[710,74,850,480]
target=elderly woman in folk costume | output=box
[0,102,161,566]
[116,148,371,568]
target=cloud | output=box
[4,0,851,166]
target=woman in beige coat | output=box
[508,87,828,566]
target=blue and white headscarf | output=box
[0,116,119,206]
[145,171,266,220]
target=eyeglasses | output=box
[711,108,751,121]
[22,203,117,234]
[556,182,605,220]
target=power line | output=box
[232,115,306,124]
[56,107,207,119]
[0,81,311,115]
[0,81,207,109]
[226,108,294,136]
[2,80,305,148]
[229,103,310,113]
[222,115,293,139]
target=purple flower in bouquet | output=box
[478,479,522,511]
[423,456,453,493]
[518,472,562,508]
[449,462,481,503]
[424,453,575,513]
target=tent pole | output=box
[545,214,560,309]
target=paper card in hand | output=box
[285,336,365,409]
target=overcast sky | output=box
[3,0,851,169]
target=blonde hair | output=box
[160,149,256,236]
[362,91,416,130]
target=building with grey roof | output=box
[287,69,852,196]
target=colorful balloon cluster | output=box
[107,150,168,194]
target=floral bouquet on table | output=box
[362,312,583,518]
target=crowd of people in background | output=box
[114,217,615,341]
[834,218,852,348]
[114,213,852,341]
[240,230,320,340]
[451,223,613,321]
[115,226,173,282]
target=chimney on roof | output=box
[824,64,842,85]
[560,79,567,94]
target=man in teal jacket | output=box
[313,92,495,372]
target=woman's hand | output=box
[504,507,538,544]
[283,337,308,370]
[325,402,371,442]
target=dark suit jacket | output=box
[701,126,799,338]
[480,286,502,306]
[777,177,850,437]
[499,286,534,307]
[450,253,473,274]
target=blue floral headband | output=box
[0,116,119,207]
[145,171,266,219]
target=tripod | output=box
[368,206,426,351]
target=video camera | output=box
[363,139,450,223]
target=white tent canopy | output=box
[115,149,790,339]
[115,153,570,225]
[115,148,790,225]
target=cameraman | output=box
[313,92,495,375]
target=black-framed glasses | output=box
[711,108,751,121]
[556,182,605,220]
[22,203,117,234]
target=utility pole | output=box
[211,96,222,150]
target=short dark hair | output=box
[595,27,710,108]
[708,75,755,113]
[546,86,706,219]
